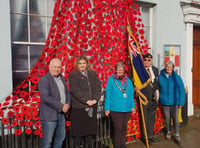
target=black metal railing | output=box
[0,104,112,148]
[0,93,189,148]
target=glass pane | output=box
[30,16,46,42]
[30,45,43,68]
[10,14,28,42]
[141,7,150,26]
[143,27,150,45]
[10,0,27,13]
[47,0,56,16]
[12,45,28,71]
[47,18,52,35]
[30,0,45,15]
[139,6,150,45]
[12,72,28,90]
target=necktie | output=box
[147,68,153,87]
[147,68,151,78]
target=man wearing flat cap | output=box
[142,53,159,145]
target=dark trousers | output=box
[163,105,179,135]
[73,135,93,147]
[110,111,130,147]
[142,100,157,139]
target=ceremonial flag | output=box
[127,26,152,148]
[128,35,151,91]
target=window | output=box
[10,0,55,89]
[137,2,155,51]
[140,6,151,46]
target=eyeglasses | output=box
[144,59,152,62]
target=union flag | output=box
[128,34,151,90]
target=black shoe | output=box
[148,140,152,145]
[141,138,152,146]
[120,144,127,148]
[150,137,159,143]
[174,135,181,144]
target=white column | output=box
[185,23,194,116]
[0,0,12,101]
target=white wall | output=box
[0,0,12,102]
[152,0,193,115]
[140,0,193,115]
[139,0,187,74]
[152,0,186,71]
[139,0,188,84]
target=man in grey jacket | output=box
[38,58,70,148]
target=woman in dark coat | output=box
[68,55,102,148]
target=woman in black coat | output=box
[68,55,102,148]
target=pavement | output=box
[126,110,200,148]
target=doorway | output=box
[193,26,200,109]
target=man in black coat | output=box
[142,53,159,145]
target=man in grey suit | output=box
[142,53,159,145]
[38,58,70,148]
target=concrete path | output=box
[127,110,200,148]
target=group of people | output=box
[138,53,185,146]
[38,54,186,148]
[38,55,101,148]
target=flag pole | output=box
[139,96,149,148]
[127,19,149,148]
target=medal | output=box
[123,93,127,98]
[113,76,128,98]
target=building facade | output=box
[1,0,200,116]
[139,0,200,116]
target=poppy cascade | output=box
[0,0,164,140]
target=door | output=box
[193,26,200,109]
